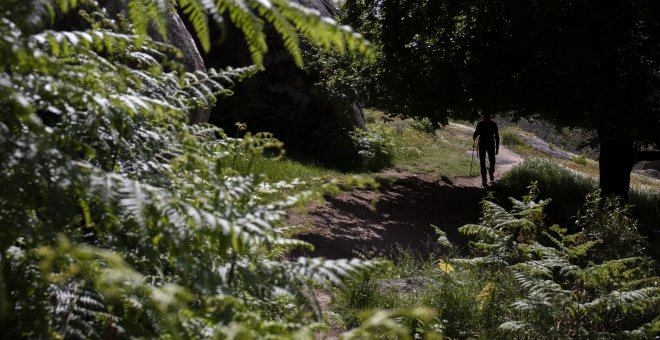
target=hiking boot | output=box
[489,173,494,181]
[482,180,488,187]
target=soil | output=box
[289,143,523,260]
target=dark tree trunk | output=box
[598,131,635,201]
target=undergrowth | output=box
[332,185,660,338]
[0,1,390,338]
[496,159,660,259]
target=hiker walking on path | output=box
[473,114,500,187]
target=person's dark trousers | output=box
[479,143,496,184]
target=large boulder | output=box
[202,0,367,169]
[99,1,210,123]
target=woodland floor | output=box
[289,136,523,260]
[292,133,524,339]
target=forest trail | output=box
[290,130,524,260]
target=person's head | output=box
[482,112,491,121]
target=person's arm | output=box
[473,122,481,140]
[495,123,500,153]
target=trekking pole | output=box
[469,138,477,176]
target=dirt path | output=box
[292,134,523,339]
[290,143,523,260]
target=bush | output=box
[497,159,660,259]
[334,186,660,338]
[0,2,385,338]
[501,129,524,146]
[409,117,436,134]
[350,127,395,171]
[496,159,597,219]
[459,186,660,338]
[573,154,588,165]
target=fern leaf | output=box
[272,0,375,62]
[458,224,500,239]
[215,0,267,65]
[178,0,210,52]
[251,0,302,66]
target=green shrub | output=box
[497,159,597,209]
[334,186,660,338]
[409,117,436,134]
[350,127,395,171]
[0,2,386,338]
[573,154,588,165]
[501,129,524,146]
[459,186,660,338]
[497,159,660,259]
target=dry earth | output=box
[289,144,523,260]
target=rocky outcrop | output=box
[203,0,368,169]
[100,1,210,123]
[296,0,339,16]
[160,12,210,123]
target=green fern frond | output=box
[178,0,210,52]
[50,282,112,339]
[251,0,303,66]
[215,0,267,65]
[287,257,387,290]
[498,321,534,336]
[273,0,375,62]
[127,0,173,44]
[458,224,501,240]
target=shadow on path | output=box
[292,175,487,260]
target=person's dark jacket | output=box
[473,120,499,148]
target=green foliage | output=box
[497,159,597,208]
[350,127,395,172]
[501,128,524,146]
[333,186,659,338]
[344,0,660,199]
[459,186,660,338]
[497,159,660,259]
[340,307,439,340]
[409,117,435,134]
[303,39,373,115]
[0,2,386,337]
[144,0,375,65]
[363,112,474,177]
[573,154,588,165]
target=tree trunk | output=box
[598,131,635,201]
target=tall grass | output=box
[500,128,524,146]
[496,159,660,258]
[247,157,340,183]
[497,159,597,205]
[331,247,516,338]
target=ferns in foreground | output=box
[457,185,660,338]
[0,2,384,338]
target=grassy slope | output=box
[247,110,658,230]
[243,109,477,197]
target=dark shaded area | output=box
[189,1,366,170]
[345,0,660,199]
[292,176,485,260]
